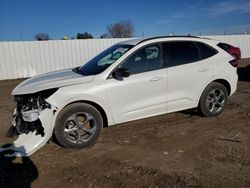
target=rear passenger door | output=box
[163,41,218,112]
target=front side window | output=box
[121,45,162,74]
[163,41,200,67]
[78,44,132,75]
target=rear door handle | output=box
[199,68,209,72]
[150,77,163,82]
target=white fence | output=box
[0,39,129,80]
[0,35,249,80]
[203,35,250,59]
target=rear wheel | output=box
[198,82,228,117]
[54,103,103,148]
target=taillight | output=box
[229,59,238,67]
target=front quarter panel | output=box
[46,81,114,126]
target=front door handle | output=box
[150,77,163,82]
[199,68,209,72]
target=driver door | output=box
[105,44,167,124]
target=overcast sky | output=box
[0,0,250,41]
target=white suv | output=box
[3,36,238,156]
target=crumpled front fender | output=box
[0,106,57,157]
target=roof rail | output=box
[138,35,201,44]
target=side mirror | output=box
[112,67,130,80]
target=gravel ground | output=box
[0,59,250,188]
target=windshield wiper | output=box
[72,67,85,75]
[73,67,94,76]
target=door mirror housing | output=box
[112,67,130,80]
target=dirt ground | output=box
[0,59,250,188]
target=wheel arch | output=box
[62,100,109,128]
[211,79,231,96]
[197,78,231,107]
[198,80,230,117]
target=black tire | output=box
[198,82,228,117]
[54,103,103,148]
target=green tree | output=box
[34,33,50,41]
[76,32,94,39]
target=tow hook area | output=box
[7,108,45,138]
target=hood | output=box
[12,68,94,95]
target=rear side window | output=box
[196,42,218,59]
[162,41,200,67]
[217,43,229,51]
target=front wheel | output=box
[198,82,228,117]
[54,103,103,148]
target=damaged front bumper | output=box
[0,89,58,157]
[0,107,56,157]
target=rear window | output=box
[217,43,230,51]
[196,42,218,59]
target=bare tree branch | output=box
[107,20,135,38]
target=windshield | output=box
[78,44,133,75]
